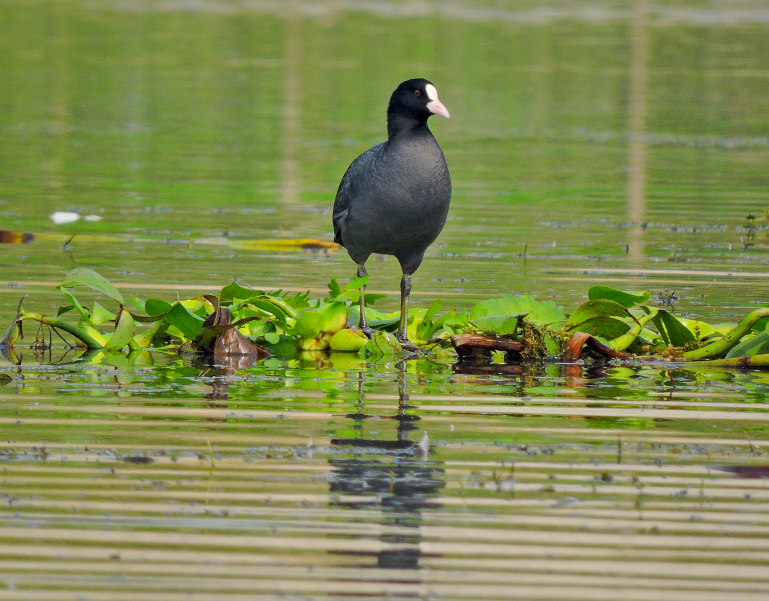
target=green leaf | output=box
[677,318,719,340]
[588,286,651,308]
[345,275,369,291]
[358,331,401,358]
[132,321,168,349]
[565,299,630,331]
[470,294,565,329]
[103,308,136,351]
[220,282,265,302]
[145,299,173,316]
[751,316,769,333]
[56,286,92,324]
[470,314,522,336]
[264,331,281,345]
[163,303,205,339]
[652,310,696,347]
[90,302,117,326]
[292,311,325,338]
[1,320,21,348]
[327,277,342,299]
[292,303,347,339]
[61,267,124,305]
[56,305,75,317]
[248,298,292,326]
[573,316,630,341]
[131,297,147,312]
[726,331,769,359]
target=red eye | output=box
[414,90,421,96]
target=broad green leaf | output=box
[144,298,172,317]
[677,318,719,340]
[103,308,136,351]
[163,303,205,339]
[470,294,565,328]
[588,286,650,308]
[470,314,522,336]
[565,299,630,331]
[62,267,124,305]
[652,310,696,347]
[572,316,630,341]
[726,331,769,359]
[131,297,147,312]
[145,298,173,316]
[264,332,281,345]
[132,321,168,349]
[292,303,348,338]
[292,311,325,338]
[91,302,116,326]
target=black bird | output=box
[333,78,452,349]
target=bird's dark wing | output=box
[332,143,385,247]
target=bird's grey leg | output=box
[355,263,376,338]
[357,264,368,329]
[396,274,420,352]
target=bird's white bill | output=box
[425,83,450,118]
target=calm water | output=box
[2,1,769,599]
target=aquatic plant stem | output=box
[688,354,769,368]
[14,312,106,348]
[683,308,769,360]
[610,308,658,351]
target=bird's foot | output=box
[350,324,377,339]
[395,333,422,354]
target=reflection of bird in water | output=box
[329,361,445,570]
[333,79,451,349]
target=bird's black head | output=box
[387,78,450,138]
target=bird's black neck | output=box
[387,113,431,141]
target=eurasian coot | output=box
[333,78,452,348]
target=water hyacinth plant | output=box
[2,268,769,367]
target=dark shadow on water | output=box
[328,360,445,576]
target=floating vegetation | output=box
[2,268,769,368]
